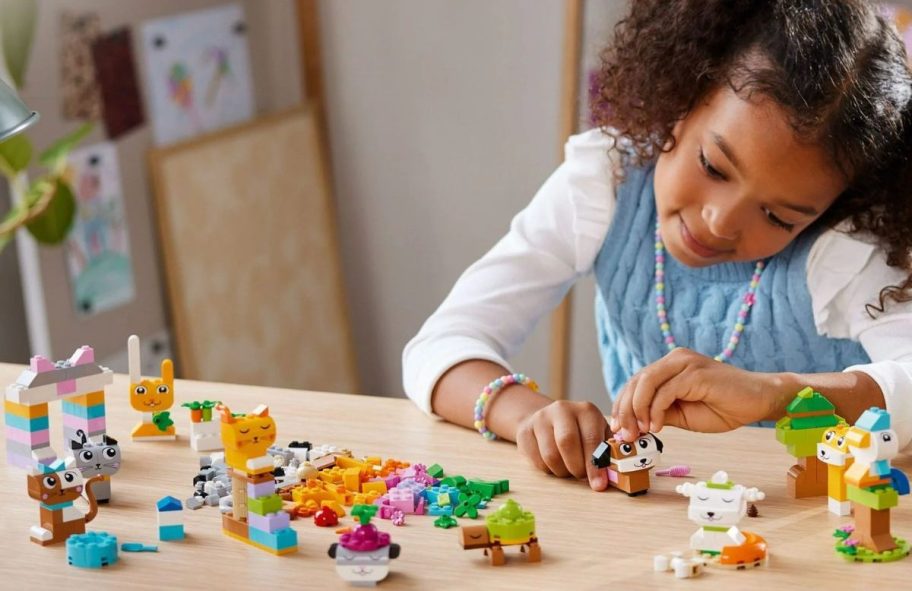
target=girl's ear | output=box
[161,358,174,384]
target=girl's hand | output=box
[610,348,782,440]
[516,400,610,491]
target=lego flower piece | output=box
[339,522,391,551]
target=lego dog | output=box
[591,433,663,495]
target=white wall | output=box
[320,0,626,410]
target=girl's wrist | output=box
[761,372,804,421]
[483,383,552,442]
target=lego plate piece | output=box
[67,531,118,568]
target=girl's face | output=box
[654,86,847,267]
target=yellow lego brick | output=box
[4,400,48,419]
[363,456,382,466]
[343,467,362,492]
[828,464,848,501]
[319,466,345,485]
[335,455,366,470]
[362,480,388,496]
[352,490,381,505]
[68,390,105,407]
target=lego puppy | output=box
[591,433,663,496]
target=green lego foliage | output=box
[846,485,899,511]
[433,515,458,529]
[152,411,173,431]
[427,464,445,478]
[486,499,535,541]
[790,414,840,430]
[786,387,835,414]
[835,536,910,563]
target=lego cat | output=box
[218,403,277,474]
[70,428,121,503]
[128,334,176,440]
[27,459,103,545]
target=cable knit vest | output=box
[593,163,870,402]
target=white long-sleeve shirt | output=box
[403,129,912,450]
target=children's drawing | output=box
[141,4,254,145]
[64,142,135,316]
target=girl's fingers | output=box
[516,424,548,473]
[534,421,571,478]
[554,421,587,480]
[578,407,610,490]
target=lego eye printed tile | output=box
[140,4,254,146]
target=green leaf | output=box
[0,133,32,176]
[25,179,76,244]
[38,122,93,169]
[0,0,37,89]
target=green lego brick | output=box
[467,480,496,500]
[439,475,467,488]
[776,425,831,458]
[486,499,535,542]
[790,414,840,430]
[495,479,509,494]
[248,494,283,516]
[427,464,445,478]
[846,485,899,510]
[786,387,835,415]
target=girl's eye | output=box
[699,148,726,180]
[763,207,795,232]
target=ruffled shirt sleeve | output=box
[401,129,619,415]
[807,228,912,450]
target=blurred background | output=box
[1,1,910,410]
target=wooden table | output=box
[0,362,909,590]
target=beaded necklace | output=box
[654,221,765,362]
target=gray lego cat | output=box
[69,429,121,503]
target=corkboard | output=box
[148,106,358,392]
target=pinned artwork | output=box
[64,142,135,316]
[140,4,254,145]
[60,12,103,120]
[92,27,145,139]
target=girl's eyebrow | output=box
[711,132,820,217]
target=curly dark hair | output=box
[591,0,912,315]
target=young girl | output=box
[403,0,912,491]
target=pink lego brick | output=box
[62,413,105,433]
[68,346,95,365]
[387,487,414,513]
[384,475,401,489]
[377,505,395,519]
[416,497,426,515]
[30,356,54,373]
[56,380,77,396]
[6,427,50,446]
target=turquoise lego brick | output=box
[4,412,50,431]
[159,524,185,541]
[248,494,283,516]
[61,401,106,419]
[249,526,297,550]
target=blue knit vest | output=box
[593,163,870,402]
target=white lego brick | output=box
[157,510,184,526]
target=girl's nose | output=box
[701,200,742,242]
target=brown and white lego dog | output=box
[592,433,663,496]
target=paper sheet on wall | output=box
[882,4,912,62]
[64,142,136,316]
[140,4,254,146]
[60,11,103,120]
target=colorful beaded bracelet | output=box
[474,373,539,440]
